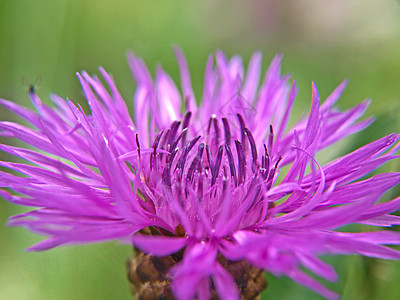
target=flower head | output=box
[1,48,400,300]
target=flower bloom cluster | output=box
[1,49,400,300]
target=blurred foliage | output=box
[0,0,400,299]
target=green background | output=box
[1,0,400,299]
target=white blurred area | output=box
[198,0,400,47]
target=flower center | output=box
[133,113,282,234]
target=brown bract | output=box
[127,246,267,300]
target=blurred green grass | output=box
[1,0,400,299]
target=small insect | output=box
[21,76,41,95]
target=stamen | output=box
[263,144,270,179]
[175,140,191,176]
[169,147,179,165]
[225,144,238,187]
[263,144,268,157]
[222,166,228,191]
[187,156,199,182]
[168,121,181,150]
[206,116,213,136]
[162,147,178,188]
[266,156,282,189]
[162,165,172,188]
[152,131,164,154]
[274,156,282,169]
[212,117,220,149]
[170,128,188,151]
[237,114,246,151]
[186,144,204,187]
[197,142,205,157]
[182,111,192,129]
[150,130,164,170]
[197,143,205,173]
[244,127,257,172]
[159,128,171,161]
[222,117,231,146]
[235,140,246,185]
[197,174,203,201]
[211,145,223,186]
[135,133,141,159]
[268,125,274,153]
[187,135,201,154]
[159,128,170,149]
[265,153,270,179]
[175,136,201,177]
[181,111,192,146]
[205,144,214,172]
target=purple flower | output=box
[1,48,400,300]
